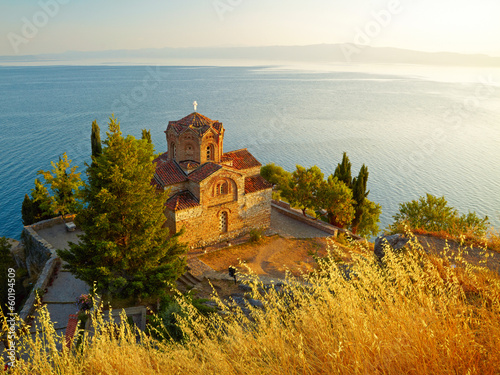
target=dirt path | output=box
[199,235,329,279]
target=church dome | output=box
[167,112,223,136]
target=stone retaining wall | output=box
[19,257,60,322]
[271,200,364,241]
[18,215,74,322]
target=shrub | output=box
[390,193,490,239]
[249,228,264,243]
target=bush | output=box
[390,193,490,239]
[249,228,264,243]
[147,292,216,343]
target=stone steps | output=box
[176,271,202,289]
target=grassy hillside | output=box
[3,236,500,374]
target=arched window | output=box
[206,144,214,161]
[219,211,228,233]
[217,181,229,195]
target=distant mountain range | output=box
[1,44,499,66]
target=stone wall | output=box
[241,189,272,229]
[176,189,272,248]
[18,215,74,322]
[21,214,75,276]
[19,257,60,322]
[271,200,364,241]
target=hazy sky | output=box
[1,0,499,56]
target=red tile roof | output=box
[222,149,262,170]
[167,112,223,136]
[245,175,273,194]
[154,160,187,187]
[188,162,222,183]
[153,152,169,164]
[166,191,200,211]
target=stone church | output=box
[153,111,272,247]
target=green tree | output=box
[262,159,381,237]
[287,165,324,216]
[390,193,489,237]
[260,163,291,186]
[356,199,382,238]
[350,164,370,234]
[91,120,102,158]
[58,115,187,299]
[142,129,152,144]
[333,152,352,189]
[38,153,83,221]
[260,163,292,200]
[21,194,34,226]
[21,179,57,225]
[316,176,355,228]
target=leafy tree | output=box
[316,176,355,228]
[390,193,489,237]
[260,163,291,187]
[287,165,324,216]
[262,158,381,237]
[37,153,83,220]
[260,163,292,200]
[91,120,102,158]
[356,199,382,238]
[333,152,352,189]
[21,179,57,225]
[58,116,187,299]
[142,129,152,144]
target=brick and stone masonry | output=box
[153,112,272,248]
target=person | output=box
[228,266,237,284]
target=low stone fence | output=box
[18,257,60,322]
[271,200,364,241]
[19,215,75,322]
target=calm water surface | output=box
[0,65,499,239]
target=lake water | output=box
[0,64,499,240]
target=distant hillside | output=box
[2,44,500,66]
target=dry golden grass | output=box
[3,236,500,374]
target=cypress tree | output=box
[91,120,102,158]
[351,164,370,234]
[333,152,352,189]
[21,194,34,226]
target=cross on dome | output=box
[193,101,198,112]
